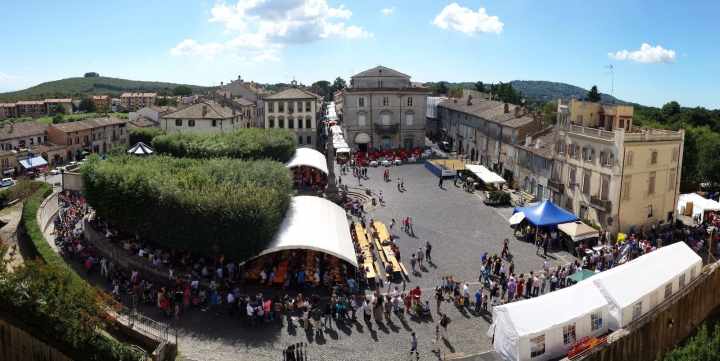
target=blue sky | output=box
[0,0,717,108]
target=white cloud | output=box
[609,43,676,63]
[381,7,395,16]
[432,3,503,35]
[172,0,370,60]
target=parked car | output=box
[50,168,61,175]
[0,178,15,187]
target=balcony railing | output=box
[561,123,616,140]
[374,123,399,135]
[589,195,611,211]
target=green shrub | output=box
[128,127,164,145]
[81,155,292,261]
[664,323,720,361]
[488,190,511,205]
[152,128,296,162]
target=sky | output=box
[0,0,718,108]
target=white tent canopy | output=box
[677,193,720,222]
[489,281,609,361]
[286,147,329,175]
[509,212,525,226]
[591,242,702,330]
[252,196,358,268]
[558,221,598,242]
[466,164,506,184]
[127,142,154,155]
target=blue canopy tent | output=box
[513,200,578,227]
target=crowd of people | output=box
[290,166,327,192]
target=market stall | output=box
[465,164,506,187]
[19,155,48,175]
[591,242,702,330]
[677,193,720,223]
[286,147,329,190]
[558,221,599,251]
[488,280,610,361]
[514,201,578,227]
[127,142,154,156]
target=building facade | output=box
[47,117,128,160]
[0,103,17,119]
[160,100,242,134]
[547,99,684,233]
[15,101,47,117]
[92,95,111,113]
[0,121,49,151]
[218,76,268,128]
[263,87,322,147]
[44,99,73,114]
[120,93,157,111]
[337,66,429,151]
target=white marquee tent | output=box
[489,281,610,361]
[677,193,720,222]
[466,164,506,185]
[286,147,329,175]
[250,196,358,268]
[591,242,702,330]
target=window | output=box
[591,312,603,331]
[530,335,545,358]
[358,113,366,127]
[569,167,577,187]
[563,324,576,345]
[306,118,311,129]
[664,283,673,300]
[382,96,389,106]
[626,151,633,167]
[278,102,284,112]
[268,102,274,113]
[288,118,294,129]
[651,150,658,165]
[298,136,303,145]
[407,97,413,106]
[647,205,653,218]
[188,119,195,127]
[268,117,275,128]
[583,170,592,195]
[305,101,311,112]
[175,119,182,126]
[623,176,632,201]
[306,136,312,145]
[632,301,643,321]
[668,171,676,191]
[358,97,365,107]
[288,102,294,113]
[381,113,391,125]
[278,117,284,128]
[679,273,686,288]
[648,171,656,195]
[212,119,217,127]
[405,112,414,126]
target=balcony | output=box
[547,178,565,193]
[589,195,611,211]
[374,123,399,135]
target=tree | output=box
[83,72,99,78]
[78,98,95,113]
[475,81,485,92]
[173,85,193,96]
[664,323,720,361]
[52,114,64,124]
[331,77,347,94]
[310,80,332,101]
[430,81,449,96]
[49,103,65,115]
[542,101,557,125]
[490,82,523,105]
[662,101,682,119]
[587,85,601,102]
[448,86,464,98]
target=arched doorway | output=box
[354,132,370,152]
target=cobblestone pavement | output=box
[163,163,564,361]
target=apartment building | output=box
[231,97,256,129]
[92,95,111,113]
[0,121,48,151]
[336,66,429,151]
[548,99,684,233]
[15,101,47,117]
[438,97,541,182]
[44,99,73,114]
[0,103,16,119]
[120,93,157,111]
[264,86,322,147]
[47,117,128,160]
[128,105,176,128]
[218,75,269,127]
[160,100,242,134]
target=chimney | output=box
[202,104,208,117]
[514,106,520,117]
[466,95,473,106]
[504,103,509,113]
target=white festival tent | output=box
[285,147,329,175]
[558,221,598,242]
[127,142,154,156]
[489,281,610,361]
[508,212,525,226]
[465,164,506,185]
[250,196,358,268]
[677,193,720,222]
[591,242,702,330]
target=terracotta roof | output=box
[352,65,410,79]
[121,92,157,97]
[161,100,235,119]
[50,117,126,133]
[129,117,158,128]
[0,103,15,107]
[0,121,48,140]
[92,95,109,100]
[44,99,72,103]
[264,88,321,100]
[439,98,536,129]
[518,127,556,159]
[232,98,255,106]
[148,105,177,114]
[16,100,45,105]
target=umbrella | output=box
[509,212,525,225]
[568,269,596,284]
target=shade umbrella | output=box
[509,212,525,226]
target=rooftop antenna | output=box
[605,64,615,100]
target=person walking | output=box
[410,332,419,360]
[390,218,396,230]
[397,177,402,192]
[410,253,417,273]
[425,241,432,263]
[408,217,414,236]
[474,288,483,313]
[417,247,424,268]
[501,239,510,259]
[438,176,444,189]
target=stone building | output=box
[160,100,242,135]
[263,86,322,148]
[217,76,269,128]
[336,66,429,151]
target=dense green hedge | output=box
[152,128,296,162]
[0,180,44,207]
[13,184,144,361]
[128,127,164,146]
[81,155,292,261]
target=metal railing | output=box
[105,297,176,345]
[562,123,616,140]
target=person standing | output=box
[390,218,396,230]
[410,332,419,360]
[438,176,444,189]
[417,247,424,268]
[474,288,483,313]
[425,241,432,263]
[410,253,417,273]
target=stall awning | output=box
[354,132,371,144]
[19,156,47,169]
[336,147,351,154]
[252,196,358,268]
[465,164,506,184]
[558,221,598,242]
[513,200,578,227]
[286,147,329,175]
[127,142,154,155]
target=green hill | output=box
[0,76,212,102]
[509,80,626,104]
